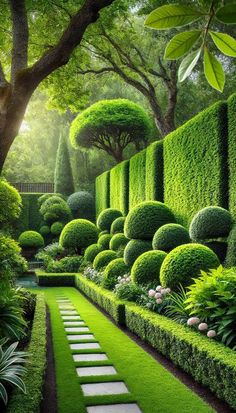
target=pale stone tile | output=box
[81,382,129,396]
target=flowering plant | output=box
[83,266,103,285]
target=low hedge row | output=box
[7,294,47,413]
[36,270,75,286]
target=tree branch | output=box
[77,67,114,75]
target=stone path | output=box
[56,294,143,413]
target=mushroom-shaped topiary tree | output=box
[70,99,152,163]
[59,219,98,254]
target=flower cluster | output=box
[83,266,103,285]
[139,284,171,313]
[186,317,217,338]
[148,285,171,304]
[115,273,131,289]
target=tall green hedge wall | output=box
[228,93,236,217]
[16,193,47,236]
[110,160,129,215]
[95,171,110,216]
[129,149,146,210]
[146,141,163,202]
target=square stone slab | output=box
[67,334,95,341]
[73,354,108,362]
[87,404,142,413]
[81,382,129,396]
[65,327,89,333]
[59,305,75,309]
[77,366,117,377]
[62,316,81,320]
[70,343,100,350]
[63,321,85,326]
[57,299,70,302]
[60,311,78,315]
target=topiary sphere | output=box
[124,239,152,267]
[160,243,220,290]
[51,221,64,236]
[40,195,66,215]
[102,258,129,290]
[131,250,167,286]
[18,231,44,249]
[67,191,95,220]
[39,225,51,236]
[98,234,112,250]
[152,223,191,252]
[0,180,22,226]
[97,208,123,231]
[109,233,129,252]
[124,201,176,240]
[43,203,72,224]
[38,193,65,207]
[189,206,233,241]
[84,244,103,263]
[93,250,117,271]
[59,219,98,252]
[111,217,126,235]
[99,230,109,237]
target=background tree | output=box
[70,99,153,163]
[54,133,74,196]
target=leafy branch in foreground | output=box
[145,1,236,92]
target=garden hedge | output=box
[129,149,146,209]
[95,171,110,216]
[36,270,75,286]
[16,193,48,236]
[145,141,163,202]
[163,101,228,226]
[227,93,236,217]
[110,160,129,215]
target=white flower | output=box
[187,317,200,326]
[207,330,217,338]
[198,322,208,331]
[156,298,162,304]
[115,284,119,289]
[146,303,152,309]
[155,292,162,299]
[156,285,162,291]
[118,276,122,281]
[165,288,171,294]
[148,289,156,297]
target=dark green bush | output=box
[110,160,129,215]
[160,243,220,290]
[40,195,65,215]
[152,223,190,252]
[131,250,167,286]
[37,273,75,286]
[102,258,129,290]
[95,171,110,217]
[93,250,117,271]
[18,231,44,249]
[0,180,22,227]
[189,206,233,241]
[97,208,123,231]
[38,193,65,207]
[145,141,164,202]
[109,233,129,251]
[43,203,72,224]
[67,191,95,220]
[54,133,74,196]
[59,219,98,252]
[51,221,64,236]
[124,239,152,267]
[39,225,50,236]
[115,282,143,302]
[226,225,236,267]
[111,217,126,234]
[46,256,82,273]
[98,234,112,250]
[125,201,176,240]
[129,149,146,209]
[84,244,103,263]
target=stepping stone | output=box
[73,354,108,362]
[62,316,81,320]
[59,305,75,309]
[57,299,70,302]
[81,382,129,396]
[77,366,117,377]
[67,334,95,341]
[65,327,89,333]
[87,404,142,413]
[60,311,78,315]
[70,343,100,350]
[63,321,85,326]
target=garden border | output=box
[35,269,76,286]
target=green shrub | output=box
[84,244,103,263]
[228,93,236,218]
[67,191,95,220]
[131,250,167,286]
[98,234,112,250]
[39,225,50,236]
[225,225,236,267]
[0,289,27,340]
[51,221,64,236]
[98,230,109,237]
[16,193,45,237]
[109,233,129,251]
[189,206,233,241]
[0,234,22,285]
[129,149,146,209]
[93,250,117,271]
[59,219,98,252]
[18,231,44,249]
[97,208,123,231]
[125,201,176,240]
[146,141,164,202]
[0,180,22,227]
[40,195,65,215]
[38,193,65,207]
[43,203,72,224]
[111,217,126,234]
[54,133,74,196]
[95,171,110,217]
[36,270,75,286]
[152,223,190,252]
[46,256,82,273]
[160,243,220,290]
[115,282,143,302]
[124,239,152,267]
[102,258,129,290]
[110,160,129,215]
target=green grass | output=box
[31,287,215,413]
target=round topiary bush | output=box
[38,193,65,207]
[111,217,126,235]
[109,233,129,252]
[0,180,22,227]
[39,225,51,236]
[189,206,233,241]
[102,258,129,290]
[51,221,64,236]
[124,239,152,267]
[40,195,66,215]
[84,244,103,263]
[152,223,191,252]
[99,230,109,237]
[18,231,44,249]
[160,243,220,290]
[131,250,167,286]
[59,219,98,252]
[124,201,176,240]
[98,234,112,250]
[93,250,117,271]
[67,191,95,220]
[43,203,72,224]
[97,208,123,231]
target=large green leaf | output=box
[165,30,202,60]
[145,5,203,30]
[204,48,225,92]
[178,48,201,82]
[216,5,236,24]
[209,31,236,57]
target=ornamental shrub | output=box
[39,225,51,236]
[124,239,152,267]
[59,219,98,253]
[109,233,129,252]
[189,206,233,241]
[43,203,72,224]
[54,133,74,196]
[46,255,82,273]
[102,258,129,290]
[98,234,112,250]
[153,224,190,252]
[93,250,117,271]
[0,180,22,227]
[160,243,220,290]
[84,244,103,263]
[51,221,64,236]
[124,201,176,240]
[0,233,22,285]
[111,217,126,234]
[40,195,66,215]
[99,230,109,237]
[131,250,167,286]
[67,191,95,220]
[97,208,123,231]
[38,193,65,207]
[115,282,143,302]
[18,231,44,249]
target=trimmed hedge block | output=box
[36,270,75,286]
[228,93,236,218]
[110,160,129,215]
[129,149,146,209]
[16,193,48,236]
[145,141,163,202]
[95,171,110,217]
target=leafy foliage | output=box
[0,180,22,228]
[189,206,233,241]
[54,133,74,196]
[102,258,129,290]
[93,250,117,271]
[111,217,126,235]
[46,256,82,273]
[124,239,152,267]
[84,244,103,263]
[0,289,27,340]
[109,233,129,252]
[97,208,123,231]
[59,219,98,252]
[18,231,44,249]
[152,223,190,252]
[131,250,167,287]
[67,191,95,221]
